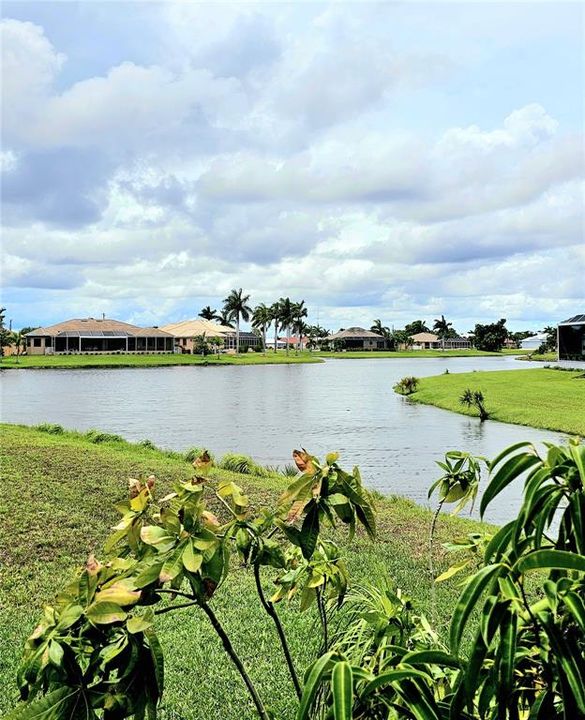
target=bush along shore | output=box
[399,367,585,436]
[3,423,584,719]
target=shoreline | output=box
[401,367,584,436]
[0,348,531,370]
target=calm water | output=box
[0,357,565,523]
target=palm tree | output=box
[198,306,218,321]
[371,319,391,338]
[252,303,271,355]
[277,297,295,356]
[217,309,234,329]
[12,330,26,363]
[433,314,453,351]
[270,301,281,353]
[223,289,252,354]
[292,300,308,352]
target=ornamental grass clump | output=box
[393,376,420,395]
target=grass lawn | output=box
[407,368,585,436]
[316,349,530,359]
[0,424,487,719]
[0,351,322,370]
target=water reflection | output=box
[0,357,565,524]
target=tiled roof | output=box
[160,319,234,337]
[26,318,172,338]
[328,327,385,340]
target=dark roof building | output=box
[328,327,387,350]
[26,318,174,354]
[558,314,585,364]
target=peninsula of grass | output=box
[317,348,530,359]
[0,351,322,370]
[0,424,486,719]
[406,368,585,436]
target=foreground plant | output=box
[300,438,585,719]
[10,448,375,720]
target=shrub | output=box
[85,429,125,444]
[218,452,268,476]
[393,376,420,395]
[13,449,375,720]
[34,423,64,435]
[183,446,214,464]
[459,387,489,420]
[138,439,157,450]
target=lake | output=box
[0,356,565,523]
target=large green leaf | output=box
[296,652,335,720]
[331,661,353,720]
[361,668,433,697]
[300,503,320,560]
[481,452,541,517]
[515,550,585,574]
[562,591,585,633]
[450,564,503,654]
[6,687,82,720]
[86,601,127,625]
[401,650,460,669]
[145,626,165,699]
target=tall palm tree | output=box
[270,301,281,353]
[433,314,453,351]
[292,300,308,352]
[12,330,26,363]
[277,297,295,356]
[371,319,390,338]
[252,303,271,355]
[198,306,218,321]
[223,289,252,353]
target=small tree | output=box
[460,388,489,420]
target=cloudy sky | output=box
[1,1,584,333]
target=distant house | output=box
[558,314,585,364]
[410,332,471,350]
[25,318,174,354]
[161,318,261,353]
[328,327,387,350]
[520,334,547,350]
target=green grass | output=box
[0,424,487,718]
[516,352,558,363]
[0,351,322,370]
[407,368,585,436]
[316,349,530,359]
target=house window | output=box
[33,338,42,347]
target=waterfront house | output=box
[410,332,472,350]
[558,314,585,365]
[25,318,174,354]
[327,327,387,350]
[161,318,262,353]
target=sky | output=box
[1,1,584,334]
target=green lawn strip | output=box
[0,352,322,370]
[516,352,558,363]
[316,349,529,359]
[408,368,585,436]
[0,424,485,719]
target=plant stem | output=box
[198,600,270,720]
[429,499,445,620]
[253,561,302,699]
[154,600,198,615]
[317,586,328,652]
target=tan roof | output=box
[328,326,385,340]
[410,332,439,342]
[26,318,172,338]
[160,318,234,337]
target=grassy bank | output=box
[0,351,322,370]
[407,368,584,436]
[317,349,530,359]
[0,424,485,718]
